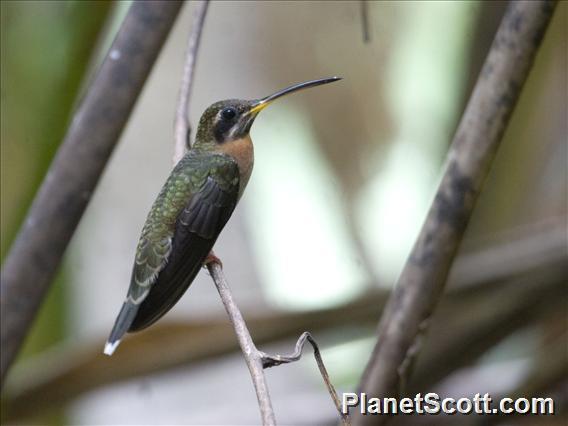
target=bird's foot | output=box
[204,251,223,268]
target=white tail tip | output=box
[104,340,120,356]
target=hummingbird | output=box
[104,77,341,355]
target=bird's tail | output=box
[104,300,139,356]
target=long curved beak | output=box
[249,77,342,115]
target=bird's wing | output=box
[105,154,240,352]
[129,154,240,331]
[105,232,173,354]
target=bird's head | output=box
[194,77,341,148]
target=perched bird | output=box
[104,77,341,355]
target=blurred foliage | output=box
[1,0,111,260]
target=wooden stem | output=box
[0,0,183,386]
[355,2,558,424]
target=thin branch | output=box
[207,262,277,425]
[4,274,565,423]
[261,332,350,425]
[171,1,276,423]
[0,1,183,386]
[355,2,558,424]
[3,289,386,423]
[3,219,564,422]
[172,2,344,423]
[174,0,209,163]
[208,262,348,425]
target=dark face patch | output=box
[195,100,257,146]
[213,106,240,143]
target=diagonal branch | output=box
[355,1,558,424]
[208,263,349,425]
[207,262,277,425]
[0,1,183,385]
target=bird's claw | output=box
[204,251,223,268]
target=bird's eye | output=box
[221,107,237,121]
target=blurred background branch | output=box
[356,3,559,423]
[3,219,565,423]
[0,1,183,384]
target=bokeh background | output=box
[1,1,566,424]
